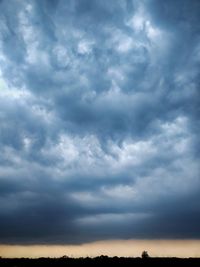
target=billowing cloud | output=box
[0,0,199,244]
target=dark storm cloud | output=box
[0,0,199,244]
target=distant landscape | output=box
[1,256,200,267]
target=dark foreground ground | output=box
[1,256,200,267]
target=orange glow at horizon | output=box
[0,239,200,258]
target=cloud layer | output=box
[0,0,199,244]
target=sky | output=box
[0,0,200,257]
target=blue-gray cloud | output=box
[0,0,199,244]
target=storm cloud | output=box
[0,0,199,244]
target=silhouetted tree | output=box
[141,250,149,258]
[61,255,68,259]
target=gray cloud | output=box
[0,0,199,244]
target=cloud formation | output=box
[0,0,199,244]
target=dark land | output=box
[1,256,200,267]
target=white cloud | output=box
[78,39,94,55]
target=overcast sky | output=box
[0,0,200,246]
